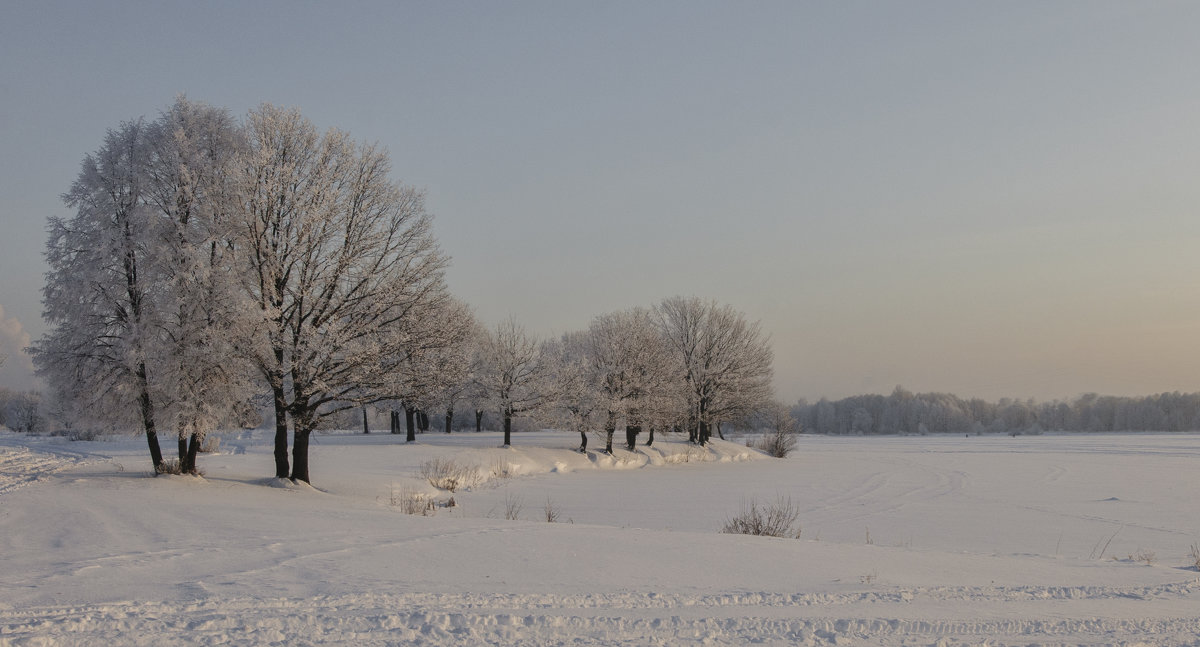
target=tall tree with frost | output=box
[655,296,774,445]
[237,104,448,483]
[144,97,251,473]
[32,119,168,470]
[417,300,482,435]
[585,308,679,453]
[477,319,554,446]
[549,331,602,452]
[374,296,477,441]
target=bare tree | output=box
[477,319,554,446]
[548,331,602,452]
[236,104,449,483]
[584,308,680,453]
[144,97,251,473]
[32,119,167,469]
[374,297,477,441]
[655,297,774,445]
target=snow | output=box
[2,429,1199,646]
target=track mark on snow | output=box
[0,445,84,497]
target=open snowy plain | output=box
[2,428,1199,646]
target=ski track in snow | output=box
[3,584,1200,646]
[0,444,87,497]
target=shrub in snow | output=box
[721,497,802,538]
[544,497,561,523]
[490,457,514,479]
[504,494,523,521]
[751,429,797,458]
[389,487,433,516]
[419,457,480,492]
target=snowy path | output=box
[0,442,90,497]
[4,585,1200,646]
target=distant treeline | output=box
[792,386,1200,435]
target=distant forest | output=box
[792,387,1200,435]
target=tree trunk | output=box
[185,431,200,474]
[290,427,311,483]
[362,406,369,434]
[604,410,617,454]
[137,365,164,472]
[578,430,587,452]
[271,380,290,478]
[503,409,513,446]
[417,410,429,432]
[389,410,399,434]
[715,420,725,440]
[405,405,417,442]
[646,427,654,447]
[625,425,640,451]
[444,408,453,433]
[475,409,483,432]
[177,434,188,465]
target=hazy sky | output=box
[3,1,1200,402]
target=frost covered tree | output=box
[236,104,449,483]
[0,390,44,434]
[584,308,680,453]
[419,302,483,435]
[144,97,252,473]
[477,319,554,446]
[654,297,774,445]
[373,296,477,441]
[32,119,168,469]
[549,331,602,452]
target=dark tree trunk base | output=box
[184,432,200,474]
[272,387,289,478]
[290,429,311,483]
[405,406,417,442]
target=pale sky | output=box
[3,1,1200,402]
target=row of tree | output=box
[794,386,1200,435]
[30,98,777,484]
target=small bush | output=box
[1129,549,1156,566]
[544,496,561,523]
[721,496,802,538]
[53,427,102,441]
[504,493,523,520]
[390,486,433,515]
[419,457,480,492]
[156,459,183,475]
[491,457,514,479]
[752,429,797,458]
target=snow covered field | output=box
[2,429,1199,646]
